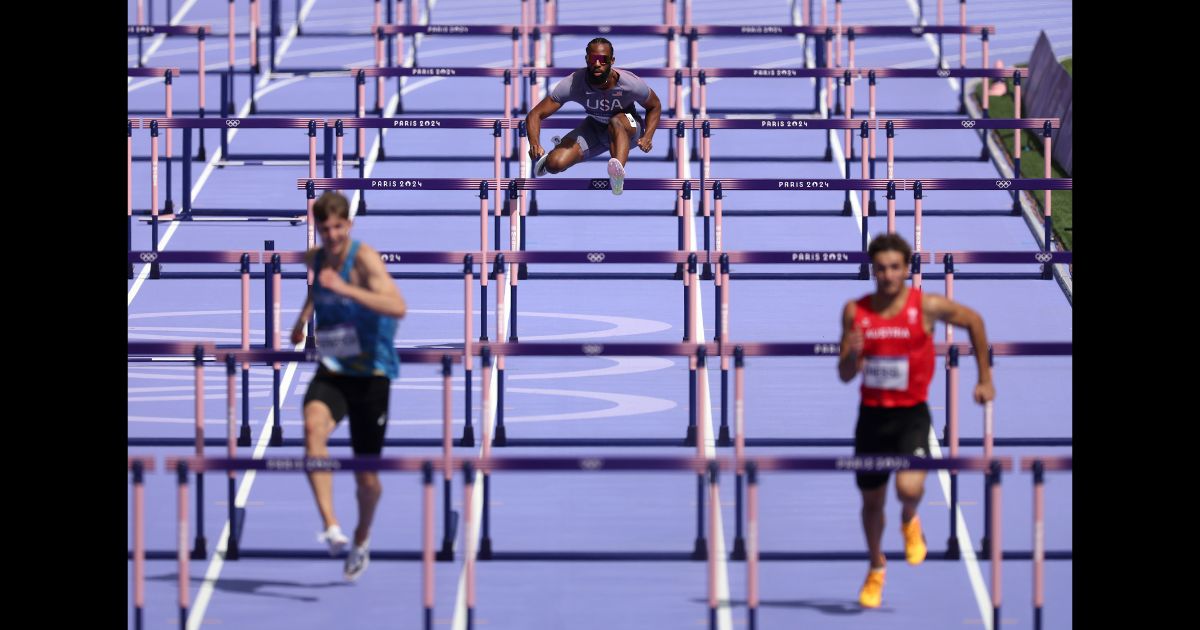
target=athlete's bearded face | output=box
[585,46,613,86]
[870,250,909,298]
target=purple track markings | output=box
[129,1,1071,628]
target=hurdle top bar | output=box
[164,454,1014,474]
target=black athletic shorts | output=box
[303,366,391,455]
[853,402,932,490]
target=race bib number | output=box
[317,324,363,358]
[863,356,908,390]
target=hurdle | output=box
[739,453,1013,630]
[130,345,464,563]
[128,456,155,630]
[323,117,688,221]
[166,454,444,630]
[270,0,425,75]
[127,26,210,159]
[705,177,1071,280]
[773,0,984,79]
[126,248,484,449]
[690,117,1055,221]
[127,118,142,280]
[134,117,327,226]
[1021,456,1071,630]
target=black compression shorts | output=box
[303,366,391,455]
[853,402,932,490]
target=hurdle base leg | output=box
[700,263,714,281]
[437,510,460,561]
[270,424,284,446]
[673,263,684,280]
[190,536,208,560]
[729,535,747,560]
[842,194,853,216]
[459,424,475,447]
[868,197,877,216]
[128,263,135,280]
[691,536,708,560]
[357,198,367,215]
[150,262,162,279]
[684,425,696,446]
[478,536,493,559]
[1011,157,1024,213]
[944,535,961,560]
[979,536,990,558]
[238,424,252,447]
[518,263,529,280]
[226,507,247,560]
[493,425,508,445]
[717,425,731,446]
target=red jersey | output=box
[855,287,935,407]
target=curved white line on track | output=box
[128,308,673,340]
[130,385,677,426]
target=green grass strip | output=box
[973,58,1072,250]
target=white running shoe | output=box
[607,158,625,196]
[344,542,370,581]
[317,524,349,556]
[535,152,550,177]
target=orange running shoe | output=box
[858,567,886,608]
[901,515,927,565]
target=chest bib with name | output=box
[863,356,908,390]
[317,323,362,358]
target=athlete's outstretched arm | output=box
[837,300,864,383]
[317,244,407,318]
[637,89,662,152]
[525,96,564,162]
[924,293,994,403]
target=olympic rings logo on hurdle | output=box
[937,69,950,78]
[140,253,158,263]
[1035,253,1053,263]
[582,344,604,355]
[961,120,976,128]
[226,119,241,128]
[579,458,603,470]
[910,27,924,35]
[598,26,612,33]
[586,253,606,263]
[995,180,1012,189]
[590,179,611,189]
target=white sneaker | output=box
[344,542,370,581]
[317,524,349,556]
[534,152,550,177]
[607,158,625,196]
